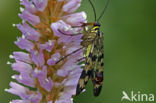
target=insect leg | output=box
[57,22,95,36]
[76,57,85,62]
[56,47,84,64]
[82,22,95,27]
[58,29,82,36]
[72,22,95,28]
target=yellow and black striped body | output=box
[76,23,104,96]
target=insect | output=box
[56,0,110,96]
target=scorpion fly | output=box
[56,0,110,97]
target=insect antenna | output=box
[89,0,97,21]
[97,0,110,22]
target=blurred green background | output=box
[0,0,156,103]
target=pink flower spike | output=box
[32,0,48,12]
[6,82,29,97]
[20,0,37,13]
[17,22,40,41]
[11,61,32,73]
[63,0,81,13]
[7,0,87,103]
[11,99,30,103]
[63,11,87,26]
[13,52,32,63]
[40,40,55,52]
[15,38,34,51]
[30,50,45,67]
[47,52,61,66]
[18,10,40,25]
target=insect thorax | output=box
[81,25,100,47]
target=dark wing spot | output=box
[101,62,104,66]
[97,30,101,36]
[98,54,104,62]
[92,55,97,61]
[90,69,94,78]
[86,62,89,65]
[93,85,102,97]
[100,45,103,49]
[80,70,87,78]
[80,69,92,79]
[89,53,92,58]
[76,84,83,95]
[95,28,99,31]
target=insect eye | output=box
[94,22,101,27]
[98,23,101,26]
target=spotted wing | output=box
[91,31,104,96]
[76,42,98,95]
